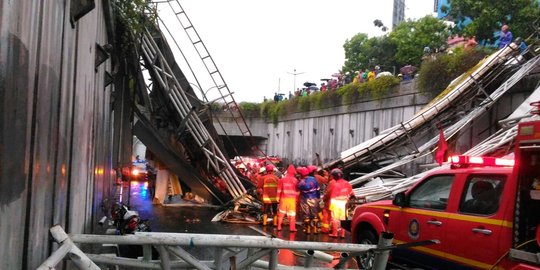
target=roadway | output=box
[126,181,360,268]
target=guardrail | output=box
[38,225,394,269]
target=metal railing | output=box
[38,225,396,270]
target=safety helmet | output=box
[259,167,266,173]
[297,167,309,177]
[265,164,275,173]
[307,165,318,173]
[330,168,343,179]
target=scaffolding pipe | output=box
[71,232,376,253]
[157,245,172,270]
[372,232,394,270]
[166,245,213,270]
[269,249,278,270]
[236,248,272,269]
[304,250,314,268]
[38,225,100,270]
[85,254,216,269]
[298,249,334,263]
[214,247,224,270]
[40,226,384,269]
[36,241,72,270]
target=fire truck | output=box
[350,119,540,269]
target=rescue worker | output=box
[326,168,354,238]
[297,166,321,234]
[276,164,299,232]
[250,166,265,185]
[320,169,333,233]
[311,167,328,232]
[313,167,329,195]
[257,164,279,226]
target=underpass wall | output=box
[266,81,429,165]
[0,1,117,269]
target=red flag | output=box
[436,129,448,165]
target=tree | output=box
[342,34,397,74]
[442,0,540,43]
[342,33,369,74]
[389,16,449,67]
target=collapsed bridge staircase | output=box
[354,81,540,202]
[130,1,268,205]
[334,47,540,201]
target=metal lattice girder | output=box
[336,43,522,170]
[350,56,540,200]
[353,70,540,200]
[140,30,246,199]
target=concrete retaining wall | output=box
[265,80,430,165]
[214,78,535,166]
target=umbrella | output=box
[303,82,316,87]
[376,71,393,78]
[320,78,331,82]
[331,73,342,77]
[400,65,416,75]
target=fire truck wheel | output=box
[357,229,378,244]
[355,229,378,269]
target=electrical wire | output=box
[488,239,537,270]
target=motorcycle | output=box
[110,202,155,258]
[110,203,151,235]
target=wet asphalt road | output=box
[125,181,359,268]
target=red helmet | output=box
[307,165,318,173]
[297,167,309,177]
[265,164,275,173]
[330,168,343,179]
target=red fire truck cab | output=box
[351,120,540,269]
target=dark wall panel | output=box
[0,0,115,269]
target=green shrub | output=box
[309,92,325,109]
[238,102,260,117]
[256,77,400,121]
[259,101,274,119]
[337,83,361,104]
[367,76,401,100]
[298,96,312,111]
[417,47,492,97]
[209,102,223,112]
[268,101,286,125]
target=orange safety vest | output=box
[278,175,299,199]
[329,179,353,200]
[259,174,279,203]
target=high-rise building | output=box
[434,0,449,19]
[392,0,406,28]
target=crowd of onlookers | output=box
[266,24,522,103]
[266,65,404,103]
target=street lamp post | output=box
[287,69,305,94]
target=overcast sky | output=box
[157,0,435,103]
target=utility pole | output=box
[287,68,305,93]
